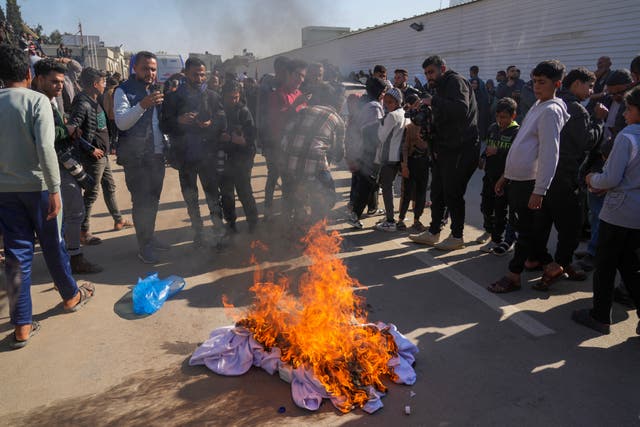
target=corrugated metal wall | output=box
[249,0,640,82]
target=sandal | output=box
[65,283,95,312]
[487,276,521,293]
[9,320,41,349]
[80,232,102,246]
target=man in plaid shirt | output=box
[280,84,346,222]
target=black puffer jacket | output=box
[68,92,106,152]
[556,89,604,185]
[430,70,479,153]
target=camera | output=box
[405,103,433,141]
[58,147,95,190]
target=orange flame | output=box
[232,221,398,412]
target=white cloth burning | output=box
[189,323,418,413]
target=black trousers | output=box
[428,144,479,238]
[353,171,378,218]
[123,155,165,249]
[507,180,536,275]
[531,178,583,267]
[481,173,509,243]
[350,173,378,211]
[379,163,400,222]
[221,156,258,225]
[263,146,281,210]
[399,156,429,222]
[178,157,221,235]
[591,220,640,324]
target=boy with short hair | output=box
[478,97,519,254]
[488,60,570,293]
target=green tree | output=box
[6,0,23,33]
[49,29,62,45]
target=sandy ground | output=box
[1,155,639,427]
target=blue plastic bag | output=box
[132,273,186,315]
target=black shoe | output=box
[70,254,103,274]
[576,254,594,272]
[613,286,636,309]
[572,309,610,334]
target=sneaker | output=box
[366,208,385,217]
[70,254,103,274]
[409,230,440,246]
[113,218,134,231]
[375,220,397,232]
[480,241,499,253]
[491,241,514,257]
[411,220,425,232]
[138,244,158,264]
[396,220,407,231]
[434,235,465,251]
[347,211,363,229]
[476,232,491,243]
[152,237,171,251]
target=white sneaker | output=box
[476,232,491,243]
[347,212,363,229]
[409,230,440,246]
[434,235,465,251]
[491,241,514,256]
[480,240,498,253]
[375,220,397,232]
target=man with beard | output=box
[114,51,168,263]
[409,55,480,250]
[161,57,227,246]
[34,59,103,274]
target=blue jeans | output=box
[587,192,605,256]
[0,191,79,325]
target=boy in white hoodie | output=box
[488,60,570,293]
[375,87,407,231]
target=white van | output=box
[128,53,184,83]
[155,54,184,83]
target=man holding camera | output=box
[160,57,227,246]
[409,55,480,250]
[34,59,103,274]
[114,51,168,264]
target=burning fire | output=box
[225,221,399,412]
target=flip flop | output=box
[66,283,95,312]
[9,320,41,349]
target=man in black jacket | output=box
[528,68,608,290]
[160,57,227,246]
[67,67,132,245]
[409,55,479,251]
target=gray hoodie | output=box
[590,123,640,229]
[504,97,570,195]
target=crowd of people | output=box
[0,31,639,348]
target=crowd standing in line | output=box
[1,26,639,347]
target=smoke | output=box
[175,0,337,59]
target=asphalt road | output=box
[1,155,638,427]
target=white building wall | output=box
[249,0,640,82]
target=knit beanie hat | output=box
[385,87,403,105]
